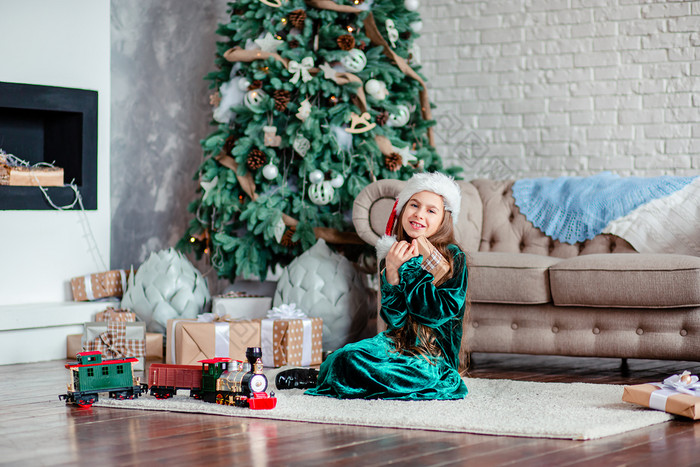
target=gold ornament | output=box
[345,112,376,134]
[681,373,693,384]
[258,0,282,7]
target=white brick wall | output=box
[416,0,700,179]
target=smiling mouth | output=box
[410,221,425,229]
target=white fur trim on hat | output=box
[375,235,397,261]
[396,172,461,223]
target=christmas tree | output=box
[179,0,456,281]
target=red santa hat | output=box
[376,172,461,260]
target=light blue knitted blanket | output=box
[512,172,697,244]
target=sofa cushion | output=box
[550,254,700,308]
[469,252,562,304]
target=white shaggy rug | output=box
[94,376,673,440]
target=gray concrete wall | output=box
[110,0,230,292]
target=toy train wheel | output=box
[216,393,224,405]
[76,395,96,408]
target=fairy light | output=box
[347,25,354,33]
[281,17,287,24]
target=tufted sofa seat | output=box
[353,178,700,362]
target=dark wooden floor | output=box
[3,354,700,466]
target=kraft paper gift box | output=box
[211,292,272,320]
[95,307,137,322]
[71,269,130,301]
[415,236,449,285]
[259,317,323,368]
[67,332,163,361]
[166,318,261,365]
[82,320,146,370]
[622,372,700,420]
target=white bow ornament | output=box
[288,57,314,84]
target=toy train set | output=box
[59,347,276,410]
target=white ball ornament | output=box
[410,21,423,33]
[262,163,279,180]
[388,105,411,127]
[308,180,335,205]
[244,89,267,113]
[365,79,388,101]
[405,0,419,11]
[330,174,345,188]
[309,169,324,185]
[341,49,367,73]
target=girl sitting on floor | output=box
[304,172,470,400]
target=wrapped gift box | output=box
[212,292,272,320]
[83,321,146,370]
[71,270,130,301]
[260,317,323,368]
[623,383,700,419]
[95,307,136,322]
[166,318,261,365]
[67,332,163,362]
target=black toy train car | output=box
[199,347,276,409]
[59,351,148,407]
[149,347,275,409]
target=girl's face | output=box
[401,191,445,239]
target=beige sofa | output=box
[353,178,700,362]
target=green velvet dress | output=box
[305,244,468,400]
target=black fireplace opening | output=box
[0,81,98,210]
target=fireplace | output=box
[0,81,97,210]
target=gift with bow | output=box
[260,303,323,368]
[165,315,261,365]
[71,269,131,301]
[83,320,146,370]
[622,371,700,419]
[287,56,314,84]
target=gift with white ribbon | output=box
[287,57,314,84]
[71,269,130,301]
[165,316,261,365]
[622,371,700,419]
[260,303,323,368]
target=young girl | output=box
[305,172,469,400]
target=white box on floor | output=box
[212,294,272,320]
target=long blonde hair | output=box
[386,202,470,365]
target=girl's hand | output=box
[385,240,419,285]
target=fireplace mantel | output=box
[0,81,98,210]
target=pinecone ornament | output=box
[376,110,389,126]
[337,34,355,51]
[247,149,267,170]
[385,152,402,171]
[248,80,263,90]
[273,89,291,111]
[289,9,306,30]
[223,135,237,156]
[280,226,299,247]
[288,39,300,49]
